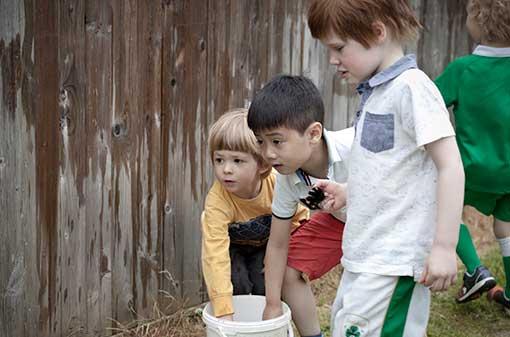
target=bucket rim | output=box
[202,295,291,332]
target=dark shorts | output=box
[465,189,510,222]
[229,243,266,296]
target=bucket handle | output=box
[217,326,230,337]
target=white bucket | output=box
[202,295,294,337]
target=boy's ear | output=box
[372,21,387,43]
[307,122,323,144]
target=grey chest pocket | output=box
[360,112,394,153]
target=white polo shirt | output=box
[272,127,354,221]
[343,59,455,279]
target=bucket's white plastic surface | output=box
[202,295,294,337]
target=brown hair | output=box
[468,0,510,43]
[208,109,271,178]
[308,0,422,48]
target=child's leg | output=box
[246,244,266,295]
[456,190,498,303]
[487,216,510,311]
[285,212,344,337]
[456,223,482,274]
[282,266,321,336]
[331,271,430,337]
[494,218,510,297]
[229,244,253,295]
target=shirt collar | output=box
[473,45,510,57]
[291,129,341,185]
[356,54,418,94]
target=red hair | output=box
[308,0,421,48]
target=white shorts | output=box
[331,270,430,337]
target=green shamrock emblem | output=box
[345,325,361,337]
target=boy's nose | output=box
[264,147,277,160]
[329,51,340,65]
[223,162,233,173]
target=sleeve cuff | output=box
[211,295,234,317]
[272,212,295,220]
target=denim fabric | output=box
[228,214,271,244]
[360,112,395,153]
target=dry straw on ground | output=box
[112,207,494,337]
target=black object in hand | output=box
[299,187,325,210]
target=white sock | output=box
[497,236,510,257]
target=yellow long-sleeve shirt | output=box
[201,172,309,317]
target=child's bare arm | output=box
[421,136,464,291]
[263,216,293,320]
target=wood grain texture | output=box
[0,1,472,335]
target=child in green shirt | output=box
[435,0,510,311]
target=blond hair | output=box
[468,0,510,43]
[308,0,421,48]
[208,109,270,177]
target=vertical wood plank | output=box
[416,0,471,78]
[160,0,179,310]
[248,1,271,101]
[206,0,230,121]
[84,0,114,335]
[267,0,285,77]
[161,0,209,308]
[133,0,164,319]
[0,1,27,336]
[57,0,88,335]
[20,0,40,335]
[227,0,248,107]
[33,0,61,335]
[110,0,138,326]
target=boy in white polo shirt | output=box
[247,74,353,337]
[308,0,465,336]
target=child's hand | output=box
[314,180,347,212]
[419,244,458,291]
[262,302,283,320]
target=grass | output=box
[110,306,204,337]
[311,246,510,337]
[428,245,510,337]
[312,207,510,337]
[113,207,510,336]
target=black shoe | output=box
[456,265,496,303]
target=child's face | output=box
[254,127,314,175]
[321,32,386,84]
[213,150,264,199]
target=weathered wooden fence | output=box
[0,0,470,336]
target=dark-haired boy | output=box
[248,74,353,337]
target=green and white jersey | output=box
[435,45,510,193]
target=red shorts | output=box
[287,212,344,281]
